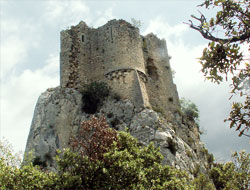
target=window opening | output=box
[168,97,174,103]
[110,27,113,43]
[146,58,158,80]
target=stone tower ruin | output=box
[60,19,180,113]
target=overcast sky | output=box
[1,0,249,162]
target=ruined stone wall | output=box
[60,19,179,111]
[102,20,146,74]
[143,33,180,113]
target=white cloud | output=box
[44,1,115,29]
[1,36,27,78]
[143,17,188,40]
[1,54,59,153]
[0,18,42,79]
[92,8,115,28]
[45,0,91,27]
[41,54,60,77]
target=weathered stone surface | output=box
[25,87,211,176]
[25,87,83,167]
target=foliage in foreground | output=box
[209,150,250,190]
[1,117,249,189]
[0,139,57,190]
[56,116,192,190]
[187,0,250,137]
[0,117,191,190]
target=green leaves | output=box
[0,155,58,190]
[225,96,250,137]
[2,116,248,189]
[180,98,200,122]
[200,42,243,84]
[209,151,250,190]
[188,0,250,137]
[56,118,193,190]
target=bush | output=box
[180,98,199,122]
[0,118,194,190]
[10,117,250,189]
[56,117,193,190]
[209,151,250,190]
[81,81,110,114]
[207,153,214,167]
[70,116,118,161]
[0,140,57,190]
[192,174,215,190]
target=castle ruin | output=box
[60,19,180,113]
[25,20,210,173]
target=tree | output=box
[209,151,250,190]
[1,117,194,190]
[186,0,250,137]
[70,116,118,161]
[57,116,193,190]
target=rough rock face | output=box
[25,87,212,175]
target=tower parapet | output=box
[60,19,180,112]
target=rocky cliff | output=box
[25,87,212,176]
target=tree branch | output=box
[185,14,250,43]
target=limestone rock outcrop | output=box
[25,87,211,175]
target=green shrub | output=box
[59,117,192,189]
[81,81,109,114]
[4,118,248,190]
[207,153,214,167]
[192,164,201,178]
[0,140,57,190]
[209,151,250,190]
[180,98,199,122]
[0,118,193,190]
[192,174,215,190]
[187,137,195,146]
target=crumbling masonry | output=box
[60,19,180,113]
